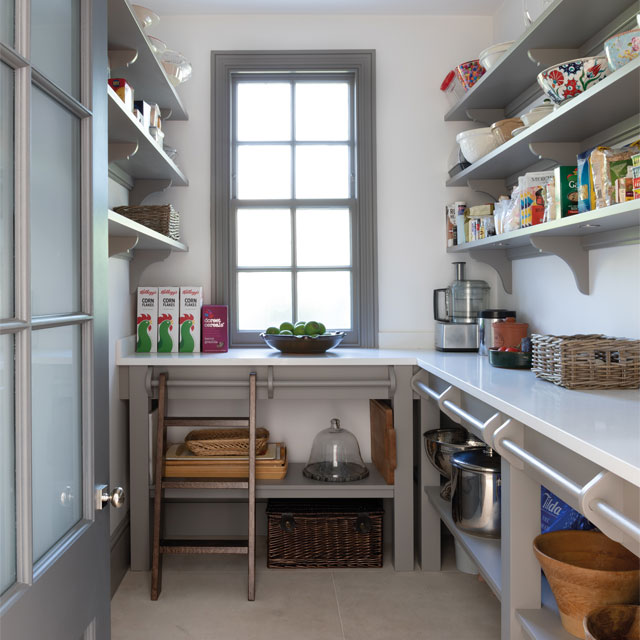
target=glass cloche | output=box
[303,418,369,482]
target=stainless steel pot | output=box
[478,309,516,355]
[451,447,501,538]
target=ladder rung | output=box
[160,539,249,555]
[163,417,249,428]
[161,478,249,489]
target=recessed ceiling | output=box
[141,0,503,15]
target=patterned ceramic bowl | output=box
[604,28,640,71]
[537,57,609,105]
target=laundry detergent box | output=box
[179,286,203,352]
[157,287,179,353]
[202,305,229,353]
[136,287,157,353]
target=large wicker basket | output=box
[531,334,640,390]
[266,499,383,568]
[113,204,180,240]
[185,428,269,456]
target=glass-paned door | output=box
[0,0,110,637]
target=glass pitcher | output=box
[434,262,490,324]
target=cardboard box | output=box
[136,287,157,353]
[179,287,203,352]
[554,166,579,218]
[202,305,229,353]
[615,177,634,204]
[108,78,134,112]
[157,287,179,353]
[133,99,151,130]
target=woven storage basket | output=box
[113,204,180,241]
[184,428,269,456]
[266,499,383,568]
[531,334,640,390]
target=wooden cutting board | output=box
[369,400,396,485]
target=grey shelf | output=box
[425,485,502,601]
[108,210,188,254]
[447,58,640,187]
[154,463,394,500]
[108,87,188,186]
[517,579,572,640]
[444,0,636,121]
[107,0,188,120]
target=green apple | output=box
[279,322,295,333]
[304,321,321,336]
[265,326,280,335]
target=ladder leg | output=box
[151,372,168,600]
[248,372,256,601]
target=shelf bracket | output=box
[129,249,171,294]
[130,179,172,206]
[109,141,139,164]
[529,142,581,165]
[527,48,580,68]
[160,107,173,121]
[466,179,507,201]
[529,236,590,294]
[468,248,513,294]
[109,235,139,258]
[464,108,505,125]
[108,48,139,69]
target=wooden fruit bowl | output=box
[584,605,640,640]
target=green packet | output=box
[554,166,578,218]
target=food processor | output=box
[434,262,490,352]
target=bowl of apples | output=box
[260,321,345,354]
[488,338,532,369]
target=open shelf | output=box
[425,485,502,601]
[447,58,640,186]
[108,209,188,254]
[444,0,635,121]
[517,578,573,640]
[107,0,188,120]
[154,463,394,500]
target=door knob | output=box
[96,485,125,510]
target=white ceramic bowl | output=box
[520,104,554,127]
[479,41,514,70]
[148,36,167,55]
[456,128,499,163]
[132,5,160,30]
[537,57,608,104]
[160,49,192,86]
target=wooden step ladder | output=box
[150,371,257,601]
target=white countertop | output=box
[117,336,640,486]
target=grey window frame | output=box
[212,50,378,348]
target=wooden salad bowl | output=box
[584,605,640,640]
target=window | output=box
[212,51,377,347]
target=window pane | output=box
[296,208,350,267]
[237,208,291,267]
[238,272,291,330]
[295,82,349,141]
[31,0,80,99]
[0,333,16,594]
[32,324,83,562]
[237,82,291,142]
[297,271,351,330]
[0,62,14,319]
[295,145,349,199]
[237,145,291,200]
[1,0,13,47]
[31,87,81,316]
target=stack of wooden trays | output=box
[164,442,288,479]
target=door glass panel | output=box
[32,324,82,562]
[295,82,349,141]
[237,271,291,330]
[297,270,351,330]
[295,145,350,199]
[296,208,351,267]
[237,208,291,267]
[30,86,81,317]
[236,82,291,142]
[0,333,16,594]
[237,145,291,200]
[0,62,14,319]
[0,0,14,48]
[30,0,80,99]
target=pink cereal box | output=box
[202,305,229,353]
[157,287,179,353]
[136,287,157,353]
[179,287,203,353]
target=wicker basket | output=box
[184,428,269,456]
[266,499,383,568]
[113,204,180,241]
[531,334,640,390]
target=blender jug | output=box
[434,262,490,323]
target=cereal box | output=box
[136,287,157,353]
[179,287,203,353]
[108,78,133,112]
[157,287,179,353]
[553,166,579,218]
[520,171,554,227]
[202,305,229,353]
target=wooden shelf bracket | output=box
[465,108,506,125]
[109,235,139,258]
[529,235,590,294]
[129,249,171,293]
[109,141,139,163]
[130,178,172,206]
[109,48,139,69]
[469,248,513,294]
[529,142,581,165]
[467,179,507,202]
[527,48,580,68]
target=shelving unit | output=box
[517,580,573,640]
[425,486,502,600]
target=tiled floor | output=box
[111,536,500,640]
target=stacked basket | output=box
[113,204,180,241]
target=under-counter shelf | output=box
[107,0,188,121]
[447,58,640,189]
[517,579,573,640]
[425,485,502,600]
[444,0,636,121]
[449,201,640,294]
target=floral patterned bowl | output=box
[537,57,609,105]
[605,28,640,71]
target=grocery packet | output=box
[179,286,203,353]
[541,486,595,533]
[553,166,579,217]
[520,171,554,227]
[590,140,640,208]
[136,287,157,353]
